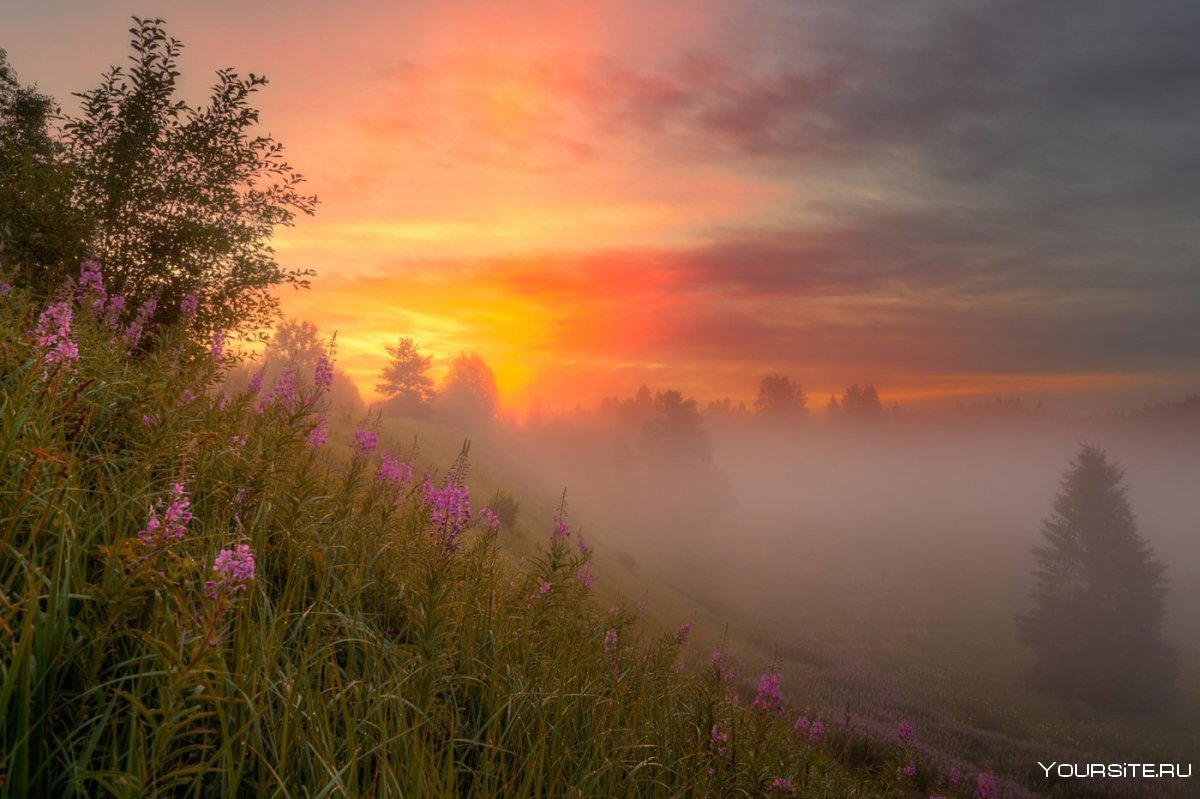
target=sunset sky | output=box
[6,0,1199,412]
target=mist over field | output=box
[446,396,1200,778]
[7,1,1200,795]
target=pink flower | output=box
[307,424,327,448]
[353,429,377,454]
[139,482,192,545]
[603,628,618,654]
[31,300,78,378]
[898,760,916,778]
[268,366,296,409]
[898,720,915,744]
[973,772,996,799]
[209,329,225,362]
[314,355,334,390]
[204,544,256,600]
[180,292,199,322]
[247,368,265,395]
[103,294,125,330]
[124,298,157,347]
[422,478,472,552]
[808,720,825,744]
[709,723,728,758]
[376,451,414,487]
[769,777,795,796]
[752,670,782,713]
[527,581,552,607]
[576,561,595,589]
[551,513,570,544]
[77,260,107,312]
[478,507,500,534]
[675,623,692,640]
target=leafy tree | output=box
[268,318,325,367]
[754,373,806,421]
[642,389,710,466]
[438,351,499,423]
[0,50,91,286]
[839,384,882,419]
[1017,445,1175,711]
[61,17,316,336]
[377,337,436,412]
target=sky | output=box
[5,0,1199,412]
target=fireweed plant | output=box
[2,265,997,797]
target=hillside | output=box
[0,274,976,797]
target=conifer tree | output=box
[1018,445,1175,710]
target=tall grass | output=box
[0,273,938,796]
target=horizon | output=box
[5,0,1198,414]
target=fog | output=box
[449,394,1200,778]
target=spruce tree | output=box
[1018,445,1175,710]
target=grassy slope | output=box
[1,286,930,797]
[366,414,1198,799]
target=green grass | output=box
[0,284,934,797]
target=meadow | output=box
[2,272,993,797]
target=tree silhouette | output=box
[62,18,316,336]
[754,373,806,422]
[839,384,882,419]
[377,337,435,412]
[1018,445,1175,711]
[0,50,91,287]
[641,389,710,466]
[438,352,499,423]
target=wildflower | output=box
[550,513,570,544]
[676,623,692,641]
[603,628,618,654]
[950,767,961,787]
[898,719,915,744]
[709,649,735,681]
[313,354,334,390]
[0,272,10,296]
[139,482,192,545]
[103,293,125,329]
[576,561,595,589]
[210,329,225,362]
[478,507,500,534]
[353,429,377,454]
[180,292,199,322]
[31,300,78,378]
[972,772,996,799]
[709,723,728,758]
[267,366,296,409]
[527,581,551,607]
[142,413,158,427]
[376,451,414,487]
[177,387,197,407]
[247,368,265,394]
[228,433,247,450]
[577,534,592,556]
[635,599,645,614]
[808,719,825,744]
[77,260,107,312]
[124,297,157,347]
[769,777,796,796]
[793,715,810,734]
[752,670,782,713]
[898,760,917,778]
[307,424,328,448]
[608,605,620,616]
[204,544,256,600]
[422,478,472,552]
